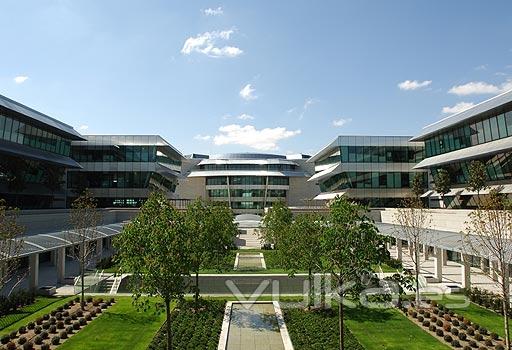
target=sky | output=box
[1,1,512,156]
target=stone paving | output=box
[226,303,285,350]
[236,253,266,271]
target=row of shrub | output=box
[464,288,509,315]
[403,300,504,349]
[0,296,115,349]
[0,291,35,317]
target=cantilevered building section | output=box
[412,89,512,207]
[176,153,319,214]
[308,136,426,207]
[67,135,183,207]
[0,94,84,209]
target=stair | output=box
[235,229,262,249]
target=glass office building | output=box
[0,94,84,209]
[308,136,426,207]
[412,88,512,207]
[67,135,183,207]
[176,153,319,214]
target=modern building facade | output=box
[175,153,319,214]
[67,135,183,207]
[307,135,426,207]
[412,89,512,207]
[0,94,84,209]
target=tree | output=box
[68,190,101,309]
[114,191,190,350]
[322,196,383,350]
[280,213,326,309]
[464,190,512,349]
[0,199,24,293]
[410,172,426,199]
[433,168,451,208]
[260,201,292,248]
[394,197,433,305]
[185,199,237,308]
[466,160,488,207]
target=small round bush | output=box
[66,326,74,334]
[43,314,50,320]
[444,314,452,322]
[1,335,10,345]
[463,346,472,350]
[76,310,83,317]
[90,310,97,317]
[57,321,64,329]
[473,324,480,330]
[69,300,74,306]
[50,310,56,316]
[475,334,483,341]
[417,315,424,322]
[458,332,467,341]
[479,327,488,335]
[95,307,101,314]
[42,321,50,330]
[432,300,438,307]
[491,332,499,340]
[6,342,16,350]
[92,300,99,307]
[76,296,82,303]
[18,336,27,345]
[422,320,430,327]
[55,312,62,320]
[51,336,60,345]
[73,321,80,330]
[431,316,437,322]
[22,341,33,350]
[419,309,425,314]
[485,339,493,346]
[444,334,453,343]
[71,313,77,320]
[64,316,72,325]
[33,336,42,345]
[79,318,86,326]
[437,320,444,327]
[457,315,464,321]
[451,328,459,336]
[468,328,475,336]
[109,297,115,303]
[453,319,460,326]
[18,326,26,334]
[36,317,43,325]
[9,331,16,339]
[429,325,436,332]
[34,326,42,334]
[27,322,35,330]
[495,345,505,350]
[468,340,477,348]
[100,303,107,309]
[60,330,67,339]
[443,323,451,332]
[449,311,454,316]
[41,344,50,350]
[424,311,431,318]
[464,319,472,326]
[460,323,468,330]
[63,310,69,317]
[451,339,461,348]
[85,314,92,321]
[436,329,444,337]
[41,330,48,339]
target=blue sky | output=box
[1,1,511,156]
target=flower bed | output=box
[401,299,505,350]
[0,297,115,350]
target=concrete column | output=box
[490,260,499,281]
[50,250,57,266]
[396,239,403,261]
[442,249,449,266]
[96,238,103,259]
[434,247,443,282]
[461,254,471,289]
[56,247,66,284]
[29,253,39,291]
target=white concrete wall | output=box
[380,208,473,233]
[175,177,207,200]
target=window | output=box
[490,116,499,141]
[497,114,507,139]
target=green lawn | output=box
[345,305,450,350]
[58,296,166,350]
[436,294,511,338]
[0,296,75,333]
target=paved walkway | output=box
[226,303,285,350]
[236,253,266,271]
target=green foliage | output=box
[410,173,426,198]
[284,308,364,350]
[433,168,451,196]
[260,201,292,247]
[466,160,487,194]
[147,300,225,350]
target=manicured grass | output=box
[436,294,512,338]
[345,305,451,350]
[372,263,401,273]
[58,296,166,350]
[0,296,75,333]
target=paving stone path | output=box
[226,303,285,350]
[236,253,266,271]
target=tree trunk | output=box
[415,242,421,305]
[320,274,326,309]
[166,298,172,350]
[338,287,344,350]
[502,263,510,350]
[308,267,313,310]
[80,243,85,310]
[195,271,199,308]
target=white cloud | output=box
[181,30,242,58]
[239,84,257,101]
[397,80,432,91]
[13,76,29,84]
[474,64,488,71]
[237,113,255,120]
[194,134,211,141]
[203,7,223,16]
[441,102,476,115]
[448,81,501,95]
[332,118,352,127]
[213,124,301,151]
[77,125,89,131]
[299,97,318,120]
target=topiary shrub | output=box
[484,339,493,346]
[495,345,505,350]
[468,328,475,336]
[491,332,499,340]
[451,339,461,348]
[27,322,35,330]
[468,340,477,348]
[62,310,69,317]
[55,312,62,320]
[50,310,56,316]
[51,336,60,345]
[79,318,86,326]
[34,326,41,335]
[475,334,483,341]
[443,323,451,332]
[64,317,72,325]
[33,336,42,345]
[444,314,452,322]
[458,332,467,341]
[1,335,9,344]
[473,324,480,330]
[110,297,115,303]
[42,314,50,321]
[73,321,80,330]
[71,313,77,320]
[479,327,488,335]
[49,325,57,334]
[49,317,56,325]
[431,316,437,322]
[85,314,92,321]
[36,317,43,325]
[95,307,101,314]
[66,326,73,334]
[57,321,64,329]
[457,315,464,321]
[449,311,454,316]
[436,329,444,337]
[18,336,26,345]
[41,343,50,350]
[18,326,26,334]
[444,335,453,343]
[42,321,50,330]
[9,331,16,339]
[460,323,468,330]
[60,331,67,339]
[451,328,459,336]
[463,346,471,350]
[453,319,460,326]
[22,341,33,350]
[417,315,424,322]
[437,320,444,327]
[6,342,16,350]
[422,320,430,327]
[90,310,97,318]
[424,311,431,318]
[76,310,83,317]
[41,330,48,339]
[100,303,107,309]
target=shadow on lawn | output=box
[344,305,396,323]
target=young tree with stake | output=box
[260,200,292,248]
[0,199,24,294]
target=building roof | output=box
[411,89,512,141]
[188,170,307,178]
[210,153,287,160]
[0,94,84,141]
[0,139,82,168]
